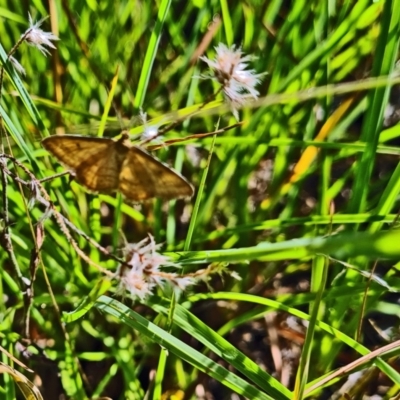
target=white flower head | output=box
[116,236,235,301]
[23,14,59,56]
[119,268,156,301]
[117,235,185,300]
[200,43,263,119]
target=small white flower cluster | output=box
[201,43,263,119]
[117,235,196,301]
[8,14,59,76]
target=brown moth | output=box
[41,133,194,201]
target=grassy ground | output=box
[1,0,400,399]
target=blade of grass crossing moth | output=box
[133,0,171,110]
[97,65,120,137]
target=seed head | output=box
[201,43,263,119]
[23,14,59,56]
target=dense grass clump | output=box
[1,1,400,399]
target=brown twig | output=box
[146,122,243,151]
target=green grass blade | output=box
[95,295,280,400]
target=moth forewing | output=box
[41,135,114,170]
[118,146,194,201]
[74,147,122,192]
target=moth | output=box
[41,133,194,201]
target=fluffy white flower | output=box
[117,235,187,300]
[23,14,59,56]
[120,268,156,301]
[116,235,236,300]
[201,43,263,119]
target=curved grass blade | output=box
[94,295,281,400]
